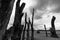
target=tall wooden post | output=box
[31,8,34,40]
[51,16,56,30]
[11,0,25,40]
[13,0,25,26]
[28,17,33,40]
[22,13,27,40]
[27,18,30,40]
[44,25,48,37]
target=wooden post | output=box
[22,13,27,40]
[44,25,48,37]
[27,18,30,40]
[11,0,26,40]
[31,8,34,40]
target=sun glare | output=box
[20,0,37,9]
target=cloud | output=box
[35,0,60,13]
[34,0,49,10]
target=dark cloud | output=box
[34,0,49,10]
[34,0,60,13]
[51,0,60,13]
[52,0,60,4]
[28,0,60,20]
[53,6,60,13]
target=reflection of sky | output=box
[7,0,60,30]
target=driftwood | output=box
[50,16,58,38]
[10,0,25,40]
[12,0,25,40]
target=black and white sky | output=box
[7,0,60,30]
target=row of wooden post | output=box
[21,8,34,40]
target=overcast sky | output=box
[7,0,60,30]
